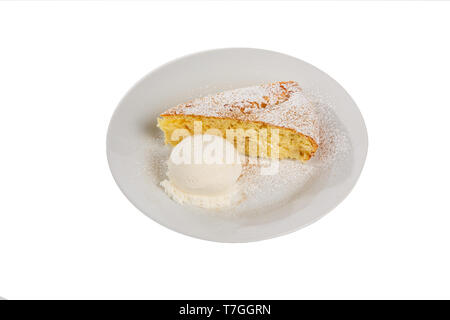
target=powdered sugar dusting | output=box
[227,90,351,215]
[160,179,237,209]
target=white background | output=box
[0,1,449,300]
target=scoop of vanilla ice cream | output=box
[167,134,242,196]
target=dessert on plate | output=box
[157,81,319,162]
[157,81,322,209]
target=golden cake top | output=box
[160,81,320,143]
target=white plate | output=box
[107,48,368,242]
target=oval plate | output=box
[107,48,368,242]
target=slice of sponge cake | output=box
[157,81,319,162]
